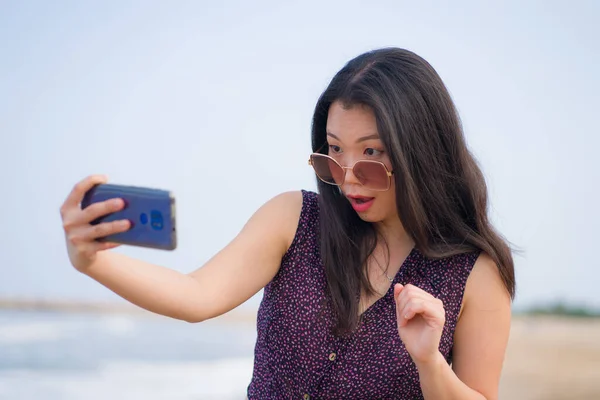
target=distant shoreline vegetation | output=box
[1,297,599,318]
[517,301,600,318]
[0,297,257,323]
[0,297,145,314]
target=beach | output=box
[0,306,599,399]
[500,316,600,400]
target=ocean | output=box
[0,310,257,400]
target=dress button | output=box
[328,352,337,361]
[303,394,310,400]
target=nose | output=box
[342,165,361,187]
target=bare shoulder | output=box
[262,190,303,215]
[186,191,304,320]
[248,190,304,249]
[452,252,512,398]
[461,252,511,316]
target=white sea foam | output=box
[0,358,254,400]
[0,315,140,344]
[99,315,138,337]
[0,322,67,344]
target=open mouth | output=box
[346,195,376,212]
[353,197,373,204]
[348,195,374,203]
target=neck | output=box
[368,216,415,285]
[374,216,414,250]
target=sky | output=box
[0,1,598,311]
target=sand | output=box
[499,316,600,400]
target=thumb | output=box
[97,242,122,251]
[393,283,404,300]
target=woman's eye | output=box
[365,148,383,156]
[329,145,342,154]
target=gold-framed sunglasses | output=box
[308,153,394,191]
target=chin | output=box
[355,211,384,223]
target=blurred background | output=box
[1,1,598,399]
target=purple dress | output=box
[247,190,479,399]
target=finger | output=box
[393,284,404,300]
[83,219,131,241]
[396,297,423,327]
[398,298,445,327]
[79,198,126,224]
[62,198,125,233]
[66,220,129,247]
[61,175,109,212]
[395,286,434,314]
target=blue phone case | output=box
[81,184,177,250]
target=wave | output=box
[0,315,140,344]
[0,358,254,400]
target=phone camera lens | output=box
[150,210,163,230]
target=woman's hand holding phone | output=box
[59,175,131,272]
[56,174,295,323]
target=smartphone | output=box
[81,183,177,250]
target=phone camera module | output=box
[150,210,164,230]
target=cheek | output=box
[382,185,398,214]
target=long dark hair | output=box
[311,48,515,336]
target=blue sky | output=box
[1,1,598,310]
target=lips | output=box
[346,195,375,212]
[347,195,374,204]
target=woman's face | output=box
[325,101,398,225]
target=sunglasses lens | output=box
[354,161,390,190]
[311,155,344,185]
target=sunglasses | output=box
[308,153,394,191]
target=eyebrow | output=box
[327,132,381,144]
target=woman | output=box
[60,48,514,399]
